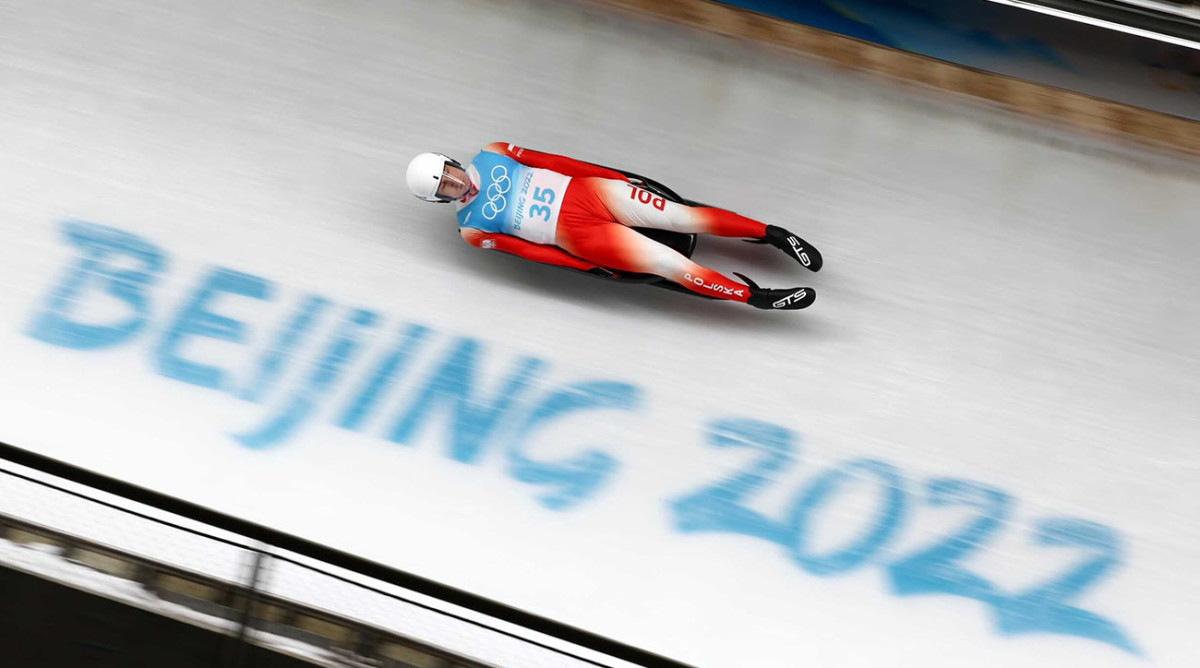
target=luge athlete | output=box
[406,143,822,310]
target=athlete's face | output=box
[438,164,472,201]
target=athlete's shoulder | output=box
[482,141,511,155]
[471,144,519,166]
[459,227,493,247]
[483,141,534,159]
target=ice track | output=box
[0,1,1198,666]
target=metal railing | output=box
[0,440,695,668]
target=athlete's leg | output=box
[589,178,823,271]
[591,178,766,237]
[556,219,752,302]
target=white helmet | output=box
[406,152,465,203]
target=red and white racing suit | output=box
[458,142,768,303]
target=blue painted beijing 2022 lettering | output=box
[672,418,1140,655]
[26,220,636,511]
[25,220,1140,655]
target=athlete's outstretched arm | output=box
[482,142,628,181]
[460,228,608,273]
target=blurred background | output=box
[0,1,1197,667]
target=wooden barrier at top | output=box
[586,0,1200,156]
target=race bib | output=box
[510,168,571,245]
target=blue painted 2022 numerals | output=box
[671,418,1138,654]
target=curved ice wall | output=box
[0,0,1198,666]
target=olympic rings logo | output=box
[481,165,511,220]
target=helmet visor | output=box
[436,163,470,202]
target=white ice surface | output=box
[0,1,1198,667]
